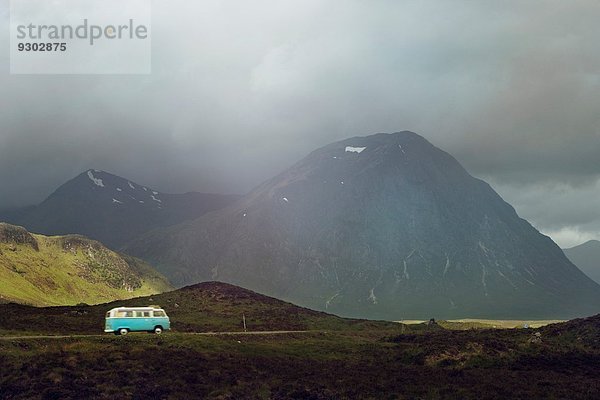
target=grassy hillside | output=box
[0,281,398,335]
[0,223,172,306]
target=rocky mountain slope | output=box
[563,240,600,284]
[0,223,172,306]
[126,132,600,319]
[0,170,240,249]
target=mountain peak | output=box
[4,171,240,249]
[254,130,469,206]
[79,169,158,194]
[320,130,430,153]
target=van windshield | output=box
[153,310,166,317]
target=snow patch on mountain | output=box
[87,171,104,187]
[325,292,340,309]
[368,288,378,304]
[443,254,451,276]
[345,146,366,154]
[151,195,162,203]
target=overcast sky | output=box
[0,0,599,247]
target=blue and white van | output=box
[105,306,171,335]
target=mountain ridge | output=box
[1,170,240,249]
[563,240,600,284]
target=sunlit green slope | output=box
[0,223,172,306]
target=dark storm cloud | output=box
[0,0,599,246]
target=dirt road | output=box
[0,330,311,340]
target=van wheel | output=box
[118,328,129,336]
[154,326,163,335]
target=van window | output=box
[153,310,165,317]
[135,311,151,318]
[106,312,111,318]
[115,311,133,317]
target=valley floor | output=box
[1,324,599,400]
[399,319,565,329]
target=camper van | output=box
[104,306,170,335]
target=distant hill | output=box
[563,240,600,284]
[0,281,394,334]
[0,170,240,249]
[0,223,173,306]
[126,131,600,320]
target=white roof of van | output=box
[108,306,164,311]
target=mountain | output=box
[1,170,240,249]
[0,223,173,306]
[0,281,393,334]
[563,240,600,284]
[126,131,600,320]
